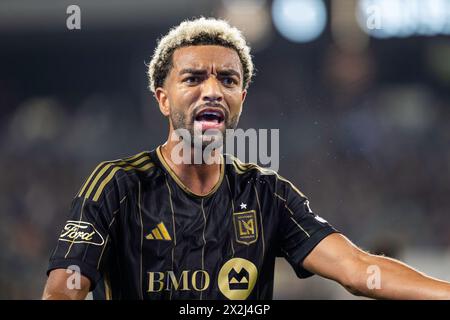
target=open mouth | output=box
[194,109,225,124]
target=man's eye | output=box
[221,77,237,86]
[184,76,200,84]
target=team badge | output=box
[232,210,258,245]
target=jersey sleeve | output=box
[275,176,339,278]
[47,164,122,290]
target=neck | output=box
[160,136,222,196]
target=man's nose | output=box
[201,76,223,103]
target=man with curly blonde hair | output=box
[44,17,450,300]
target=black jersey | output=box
[47,146,338,300]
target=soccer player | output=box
[43,18,450,300]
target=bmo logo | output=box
[147,270,209,292]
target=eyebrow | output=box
[217,69,241,79]
[178,68,241,79]
[178,68,207,76]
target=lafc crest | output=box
[232,210,258,245]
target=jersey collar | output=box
[155,145,225,198]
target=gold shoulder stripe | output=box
[276,175,306,198]
[232,162,245,174]
[230,156,275,176]
[78,151,148,198]
[123,151,149,162]
[232,156,254,171]
[91,162,155,202]
[228,155,246,174]
[82,154,150,199]
[231,156,305,197]
[78,161,107,197]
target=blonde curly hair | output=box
[147,17,254,94]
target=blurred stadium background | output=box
[1,0,450,299]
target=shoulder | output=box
[225,154,277,177]
[224,154,307,199]
[76,151,160,203]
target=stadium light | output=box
[272,0,327,43]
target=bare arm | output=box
[42,269,91,300]
[303,233,450,299]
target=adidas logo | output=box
[145,222,172,241]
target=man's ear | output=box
[155,87,170,117]
[241,89,247,104]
